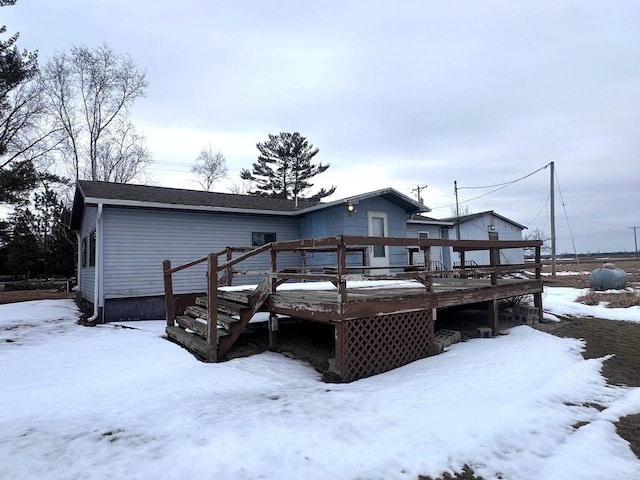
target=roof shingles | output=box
[78,180,319,212]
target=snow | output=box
[221,279,424,292]
[1,290,640,479]
[543,287,640,323]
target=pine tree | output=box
[5,207,40,278]
[240,132,336,202]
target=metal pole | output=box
[631,226,639,259]
[550,162,556,277]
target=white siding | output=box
[406,223,444,267]
[452,213,525,266]
[79,206,97,302]
[102,208,301,298]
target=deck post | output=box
[270,247,278,291]
[490,247,499,286]
[421,246,433,292]
[489,299,499,336]
[337,238,348,312]
[268,313,278,349]
[163,260,175,327]
[206,253,218,362]
[226,247,233,286]
[459,250,467,279]
[301,251,307,277]
[534,244,543,322]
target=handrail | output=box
[163,235,543,330]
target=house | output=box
[70,180,428,322]
[406,211,527,269]
[440,211,527,266]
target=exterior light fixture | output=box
[489,224,496,231]
[347,203,357,213]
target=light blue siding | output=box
[101,207,301,299]
[299,197,410,268]
[79,206,97,302]
[406,223,444,266]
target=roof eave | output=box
[81,197,298,216]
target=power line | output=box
[457,164,549,190]
[554,168,578,260]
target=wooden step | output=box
[195,296,249,313]
[184,305,207,320]
[217,312,240,330]
[184,304,240,330]
[217,289,254,304]
[176,315,207,338]
[166,326,212,360]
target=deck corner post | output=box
[534,292,543,323]
[206,253,218,362]
[163,259,175,327]
[535,245,542,280]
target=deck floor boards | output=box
[218,278,542,322]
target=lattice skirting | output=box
[335,309,434,382]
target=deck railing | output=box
[162,235,543,336]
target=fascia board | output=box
[82,197,296,217]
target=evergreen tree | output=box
[240,132,336,201]
[5,207,40,278]
[33,187,75,277]
[0,0,42,205]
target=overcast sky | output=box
[4,1,640,254]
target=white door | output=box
[367,211,389,272]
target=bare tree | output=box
[227,178,252,195]
[524,227,551,256]
[40,44,151,183]
[450,204,472,217]
[191,145,227,191]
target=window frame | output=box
[89,230,96,267]
[251,231,277,247]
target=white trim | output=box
[83,197,299,217]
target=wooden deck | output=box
[163,235,544,381]
[220,277,543,322]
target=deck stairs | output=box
[166,277,274,361]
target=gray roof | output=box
[70,181,430,230]
[440,210,527,230]
[77,180,319,210]
[71,180,320,229]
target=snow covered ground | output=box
[1,287,640,479]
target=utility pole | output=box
[631,226,639,259]
[412,184,428,205]
[454,180,461,240]
[549,162,556,277]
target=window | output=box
[418,231,429,240]
[252,232,276,246]
[81,237,88,267]
[89,230,96,267]
[488,232,499,241]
